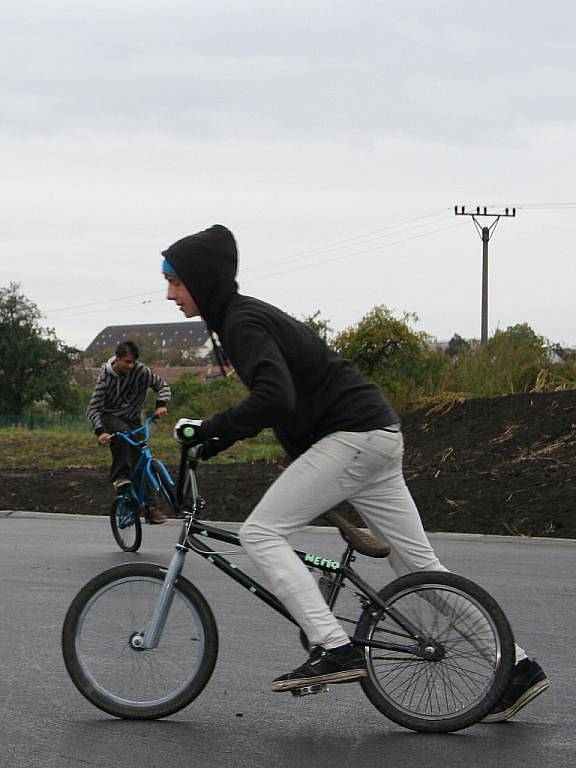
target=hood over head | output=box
[162,225,238,331]
[105,356,118,375]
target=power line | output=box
[43,200,571,320]
[51,218,467,318]
[510,203,576,209]
[43,208,454,317]
[482,201,576,211]
[242,214,455,275]
[243,220,467,284]
[242,208,452,274]
[44,297,161,321]
[46,289,164,315]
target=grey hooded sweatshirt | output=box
[162,225,399,458]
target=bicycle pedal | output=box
[290,683,329,698]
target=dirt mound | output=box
[402,389,576,538]
[1,389,575,537]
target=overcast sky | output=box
[2,0,575,350]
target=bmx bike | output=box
[63,436,515,733]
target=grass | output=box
[0,424,285,470]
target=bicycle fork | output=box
[137,546,188,650]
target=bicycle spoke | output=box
[358,573,514,730]
[75,577,206,706]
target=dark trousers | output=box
[101,414,141,484]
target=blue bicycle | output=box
[109,416,176,552]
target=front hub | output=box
[421,642,446,662]
[129,632,146,651]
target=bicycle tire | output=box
[62,562,219,719]
[147,461,177,520]
[356,571,515,733]
[110,496,142,552]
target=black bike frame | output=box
[178,466,434,656]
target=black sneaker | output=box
[481,658,550,723]
[272,643,367,692]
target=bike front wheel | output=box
[356,571,515,733]
[62,563,219,719]
[110,495,142,552]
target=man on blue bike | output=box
[87,339,171,523]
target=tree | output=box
[299,310,334,346]
[447,322,552,396]
[498,322,546,350]
[446,333,471,359]
[0,283,80,414]
[333,305,448,410]
[487,323,549,392]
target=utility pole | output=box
[454,205,516,344]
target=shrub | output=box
[334,306,449,411]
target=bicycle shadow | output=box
[62,714,534,768]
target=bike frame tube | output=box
[134,452,152,502]
[152,460,174,488]
[114,417,175,506]
[182,519,432,651]
[146,442,433,654]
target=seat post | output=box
[340,543,356,568]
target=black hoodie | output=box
[162,225,399,458]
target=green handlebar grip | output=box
[183,426,196,439]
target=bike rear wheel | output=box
[356,571,515,733]
[110,495,142,552]
[62,563,219,719]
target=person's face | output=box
[113,354,137,374]
[165,274,200,318]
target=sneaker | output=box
[114,479,132,496]
[272,643,367,692]
[148,507,168,525]
[481,658,550,723]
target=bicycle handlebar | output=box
[111,415,159,446]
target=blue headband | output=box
[162,258,178,276]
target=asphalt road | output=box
[0,513,574,768]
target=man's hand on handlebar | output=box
[174,418,221,460]
[174,418,205,444]
[154,406,168,419]
[97,432,112,446]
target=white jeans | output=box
[239,429,447,649]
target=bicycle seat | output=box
[323,511,391,558]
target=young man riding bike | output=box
[87,340,171,524]
[162,224,549,721]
